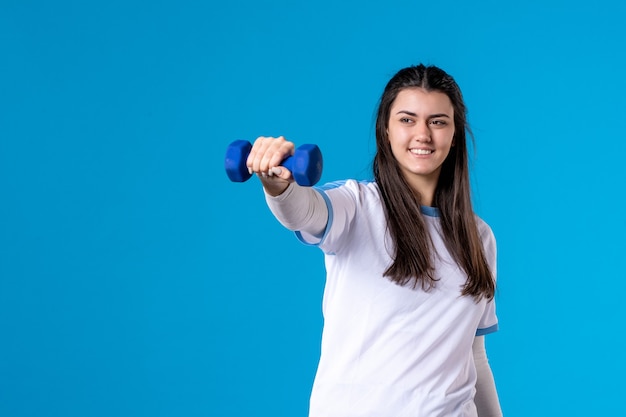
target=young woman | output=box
[246,64,502,417]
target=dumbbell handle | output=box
[225,140,323,186]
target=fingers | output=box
[246,136,295,177]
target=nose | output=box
[414,121,431,142]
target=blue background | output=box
[2,0,625,416]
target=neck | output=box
[405,172,440,207]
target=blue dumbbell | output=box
[224,140,323,187]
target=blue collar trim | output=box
[420,206,440,217]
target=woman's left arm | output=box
[473,336,503,417]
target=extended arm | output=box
[473,336,503,417]
[245,136,328,236]
[265,183,328,237]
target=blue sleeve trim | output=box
[295,188,334,247]
[475,323,498,336]
[316,180,348,191]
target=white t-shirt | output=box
[295,180,498,417]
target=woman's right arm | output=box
[265,183,328,237]
[247,136,329,237]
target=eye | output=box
[430,119,447,126]
[400,117,414,124]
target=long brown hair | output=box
[373,64,495,300]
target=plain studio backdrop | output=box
[1,0,625,416]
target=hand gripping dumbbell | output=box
[224,140,323,186]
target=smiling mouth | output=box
[410,149,434,155]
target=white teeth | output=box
[411,149,433,155]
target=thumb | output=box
[270,166,293,181]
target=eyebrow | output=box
[396,110,451,118]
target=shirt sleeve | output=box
[295,180,363,253]
[476,217,499,336]
[264,183,328,237]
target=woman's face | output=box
[387,87,455,192]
